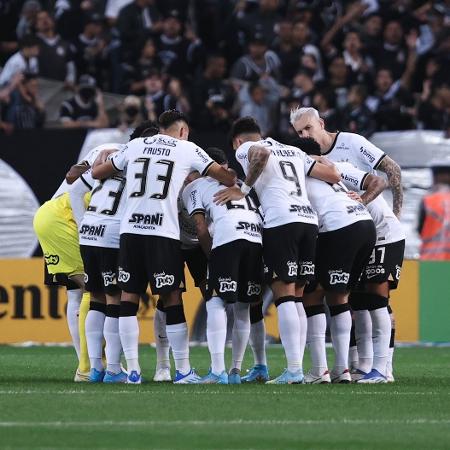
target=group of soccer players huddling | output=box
[34,106,405,385]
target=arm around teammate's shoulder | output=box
[360,174,388,205]
[309,159,341,184]
[206,162,237,187]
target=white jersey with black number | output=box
[306,177,373,233]
[235,137,318,228]
[336,161,406,245]
[178,194,199,249]
[182,177,262,249]
[111,134,215,239]
[323,132,386,175]
[78,170,126,249]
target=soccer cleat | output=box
[350,368,367,382]
[173,368,202,384]
[197,369,228,384]
[241,364,270,383]
[304,370,331,384]
[103,370,128,384]
[153,367,172,382]
[126,370,142,384]
[357,368,388,384]
[386,370,395,383]
[228,368,241,384]
[89,368,105,382]
[330,369,352,384]
[74,369,90,382]
[266,368,304,384]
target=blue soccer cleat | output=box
[266,368,304,384]
[241,364,270,383]
[173,368,202,384]
[228,368,241,384]
[357,368,388,384]
[197,369,228,384]
[103,370,128,384]
[126,370,142,384]
[89,368,105,383]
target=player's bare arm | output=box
[309,160,341,184]
[206,162,237,187]
[377,156,403,218]
[192,213,212,257]
[65,161,89,184]
[360,174,388,205]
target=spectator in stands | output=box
[360,12,383,55]
[164,77,191,115]
[300,52,323,82]
[342,30,374,85]
[290,68,315,107]
[325,55,350,109]
[418,81,450,131]
[0,75,23,134]
[339,84,376,137]
[116,94,143,130]
[59,74,108,128]
[35,11,76,87]
[312,87,338,132]
[16,0,42,39]
[0,35,40,87]
[6,72,45,129]
[271,18,299,83]
[104,0,133,26]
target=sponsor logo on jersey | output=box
[346,204,366,214]
[287,261,298,277]
[129,213,164,227]
[247,282,261,296]
[289,204,316,216]
[102,271,117,286]
[118,267,130,283]
[190,190,198,208]
[300,262,315,275]
[342,173,359,187]
[79,224,106,237]
[154,272,175,288]
[195,147,209,164]
[218,277,237,293]
[365,265,385,279]
[395,265,402,280]
[236,221,262,234]
[359,146,375,164]
[44,254,59,265]
[329,270,350,285]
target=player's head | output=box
[290,106,326,144]
[290,136,321,156]
[205,147,228,168]
[159,109,189,140]
[129,120,159,140]
[230,117,262,151]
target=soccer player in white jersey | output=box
[92,110,236,384]
[290,107,403,380]
[215,117,341,384]
[338,161,406,383]
[183,147,263,384]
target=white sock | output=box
[166,322,190,375]
[277,301,301,373]
[370,307,391,376]
[249,319,267,366]
[307,313,328,376]
[104,316,122,374]
[349,346,359,369]
[206,297,227,375]
[85,308,105,371]
[154,308,170,370]
[66,289,81,360]
[354,310,373,373]
[119,316,140,373]
[387,347,394,375]
[330,310,352,373]
[296,302,307,367]
[231,303,250,371]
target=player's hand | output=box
[347,191,363,203]
[214,186,244,205]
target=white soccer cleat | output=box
[153,368,172,382]
[386,370,395,383]
[304,370,331,384]
[350,368,367,382]
[330,369,352,384]
[74,369,90,382]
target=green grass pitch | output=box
[1,345,449,450]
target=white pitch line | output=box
[0,419,449,428]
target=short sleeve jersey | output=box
[182,177,262,249]
[336,161,405,245]
[178,194,199,249]
[235,137,317,228]
[111,134,215,239]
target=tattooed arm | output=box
[244,145,271,187]
[377,155,403,218]
[360,174,388,205]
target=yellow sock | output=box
[78,292,90,373]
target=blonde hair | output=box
[289,106,320,126]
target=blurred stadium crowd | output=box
[0,0,449,139]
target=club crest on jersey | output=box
[300,262,315,275]
[118,267,130,283]
[395,265,402,280]
[218,277,237,293]
[359,146,375,164]
[287,261,298,277]
[247,282,261,296]
[154,272,175,288]
[102,271,117,286]
[44,254,59,265]
[329,270,350,285]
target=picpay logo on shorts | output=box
[44,254,59,265]
[247,282,261,296]
[289,204,316,218]
[154,272,175,288]
[218,277,237,293]
[118,267,130,282]
[329,270,350,285]
[300,262,315,275]
[129,213,164,229]
[359,146,375,164]
[287,261,298,277]
[395,265,402,280]
[102,271,117,286]
[365,265,385,279]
